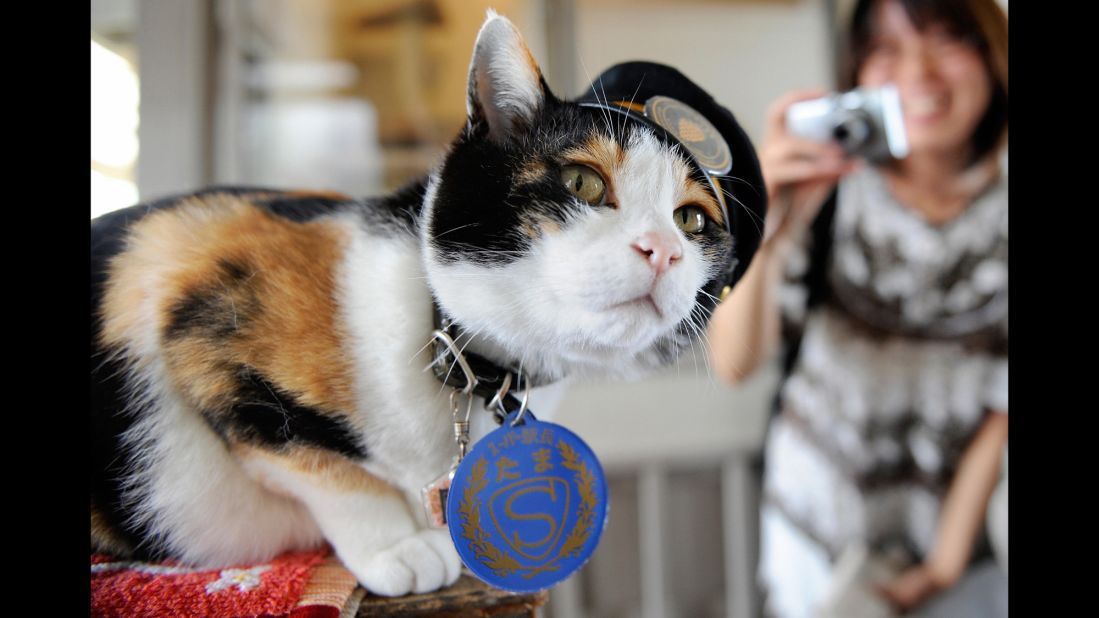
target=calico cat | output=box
[90,13,765,596]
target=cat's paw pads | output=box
[355,529,462,596]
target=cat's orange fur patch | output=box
[671,158,725,227]
[519,213,562,240]
[564,134,625,187]
[519,222,539,239]
[522,44,540,78]
[538,218,561,234]
[562,134,624,207]
[100,192,357,415]
[515,160,547,185]
[161,337,242,411]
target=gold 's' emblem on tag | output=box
[447,413,607,593]
[456,440,599,579]
[488,476,570,560]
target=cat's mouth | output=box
[608,294,664,319]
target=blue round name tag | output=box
[446,411,608,593]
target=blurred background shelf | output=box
[548,353,779,618]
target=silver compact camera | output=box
[785,84,908,162]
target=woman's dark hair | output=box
[841,0,1008,164]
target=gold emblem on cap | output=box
[643,95,732,176]
[677,118,706,143]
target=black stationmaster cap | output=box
[575,61,767,295]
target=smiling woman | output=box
[706,0,1008,616]
[846,0,1008,225]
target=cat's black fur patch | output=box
[164,259,259,341]
[212,366,368,460]
[353,179,426,238]
[92,200,167,559]
[254,194,350,223]
[217,258,252,283]
[429,132,522,263]
[90,351,164,560]
[429,103,620,265]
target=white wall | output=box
[569,0,835,144]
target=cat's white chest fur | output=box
[335,214,459,501]
[335,212,571,500]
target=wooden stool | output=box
[355,574,549,617]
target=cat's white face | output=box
[421,15,733,382]
[424,131,719,381]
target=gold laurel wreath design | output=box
[458,458,523,577]
[457,440,600,580]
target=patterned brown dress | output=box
[758,163,1008,618]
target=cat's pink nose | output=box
[632,232,682,276]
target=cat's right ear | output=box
[466,11,549,142]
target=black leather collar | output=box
[430,303,540,419]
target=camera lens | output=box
[832,111,872,150]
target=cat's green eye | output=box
[561,165,607,206]
[674,205,707,234]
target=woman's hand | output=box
[759,88,861,253]
[874,562,951,614]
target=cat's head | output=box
[422,12,765,384]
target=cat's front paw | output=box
[353,528,462,596]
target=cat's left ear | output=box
[466,11,549,142]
